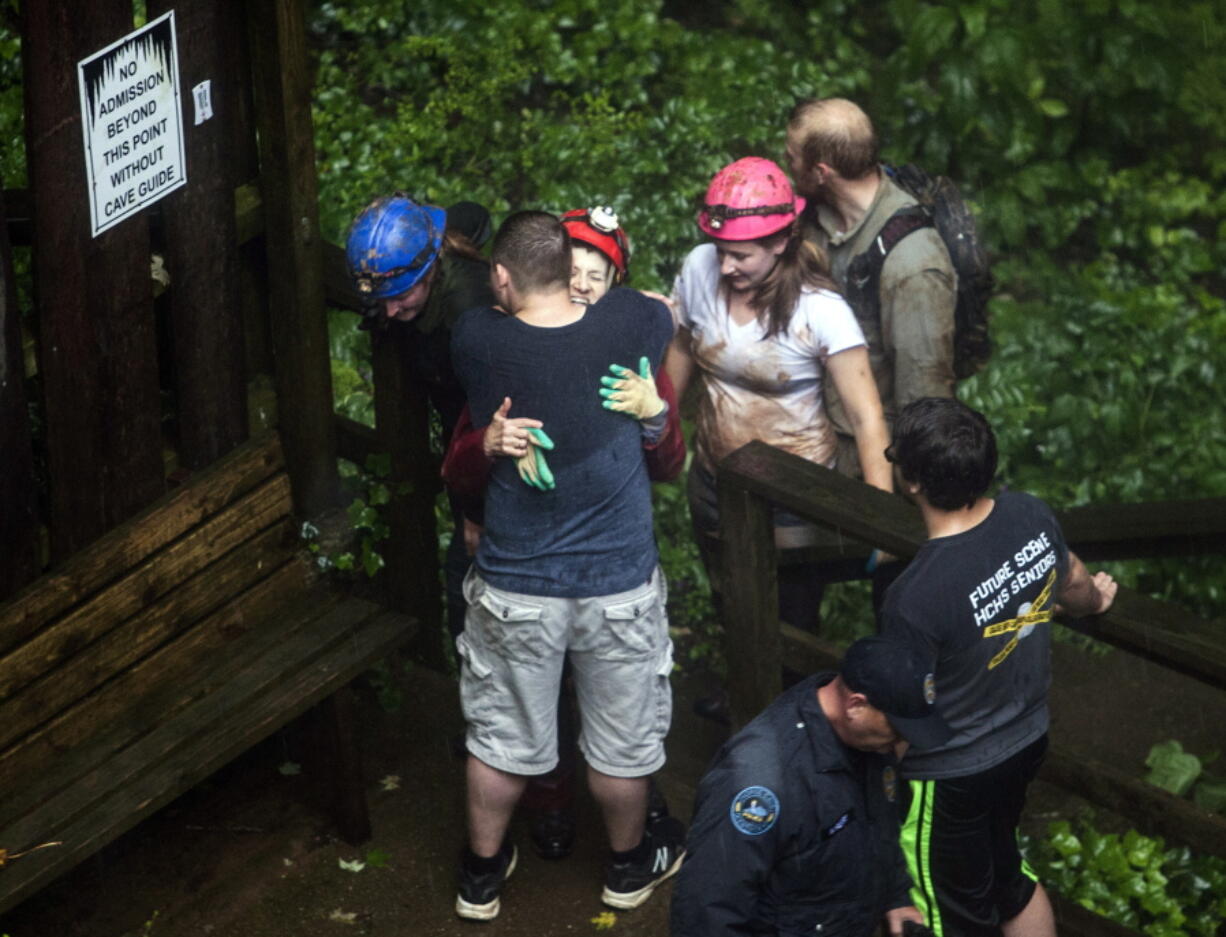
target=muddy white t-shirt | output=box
[672,243,865,474]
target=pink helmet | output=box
[697,157,805,241]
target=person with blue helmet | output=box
[345,193,496,644]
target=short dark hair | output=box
[490,210,571,295]
[888,398,997,510]
[787,97,879,180]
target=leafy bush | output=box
[1023,812,1226,937]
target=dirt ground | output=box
[3,629,1223,937]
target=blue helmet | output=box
[345,195,446,299]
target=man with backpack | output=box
[786,97,990,478]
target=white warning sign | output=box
[78,11,186,237]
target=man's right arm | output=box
[1055,551,1117,617]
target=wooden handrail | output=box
[717,441,1226,711]
[775,624,1226,863]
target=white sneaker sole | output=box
[455,849,518,921]
[600,849,685,910]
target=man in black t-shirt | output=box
[879,398,1117,937]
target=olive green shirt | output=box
[805,170,957,476]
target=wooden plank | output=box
[336,413,379,468]
[1042,747,1226,862]
[0,472,293,700]
[148,0,248,469]
[720,442,1226,692]
[719,441,927,558]
[0,523,295,751]
[1059,498,1226,561]
[777,623,1226,863]
[1049,893,1142,937]
[1061,590,1226,692]
[301,687,372,845]
[0,186,39,600]
[322,239,363,312]
[718,480,780,731]
[246,0,338,518]
[0,559,316,823]
[0,431,283,654]
[371,326,443,662]
[22,0,165,562]
[0,601,411,914]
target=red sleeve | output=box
[441,403,494,497]
[645,369,686,483]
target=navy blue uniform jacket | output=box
[670,675,913,936]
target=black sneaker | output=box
[601,816,686,910]
[455,844,517,921]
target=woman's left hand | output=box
[599,357,665,420]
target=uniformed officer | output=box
[670,636,953,937]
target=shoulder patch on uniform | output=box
[729,786,779,835]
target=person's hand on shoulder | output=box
[599,358,666,421]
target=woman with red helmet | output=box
[665,156,892,638]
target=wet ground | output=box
[3,629,1224,937]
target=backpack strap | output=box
[843,205,932,327]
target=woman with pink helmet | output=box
[666,156,892,643]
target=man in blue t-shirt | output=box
[879,398,1117,937]
[448,211,683,921]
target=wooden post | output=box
[0,195,39,598]
[149,0,247,470]
[22,1,165,562]
[371,326,444,666]
[303,687,372,845]
[718,475,779,730]
[246,0,338,518]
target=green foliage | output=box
[309,0,1226,636]
[301,454,398,578]
[0,1,24,189]
[1144,741,1226,816]
[1023,812,1226,936]
[309,0,865,292]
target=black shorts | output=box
[899,735,1047,937]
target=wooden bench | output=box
[0,431,415,915]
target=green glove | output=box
[515,427,556,491]
[599,357,665,420]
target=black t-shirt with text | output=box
[880,491,1069,779]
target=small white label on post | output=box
[192,80,214,125]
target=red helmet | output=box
[561,207,630,282]
[697,157,805,241]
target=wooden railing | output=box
[717,441,1226,851]
[718,441,1226,935]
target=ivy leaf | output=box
[1145,740,1203,796]
[590,910,617,930]
[1192,774,1226,814]
[365,848,391,869]
[338,857,366,873]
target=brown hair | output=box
[490,211,570,295]
[747,224,839,338]
[787,97,879,180]
[441,228,485,264]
